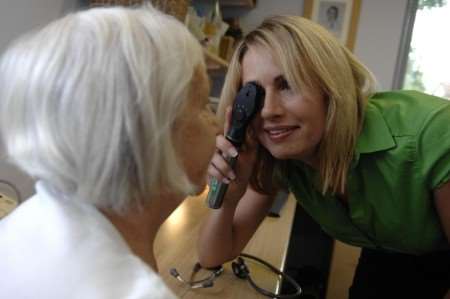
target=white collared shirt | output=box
[0,182,177,299]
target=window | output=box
[393,0,449,99]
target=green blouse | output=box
[284,90,450,254]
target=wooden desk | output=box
[155,189,297,298]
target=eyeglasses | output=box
[170,253,302,298]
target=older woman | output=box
[199,15,450,298]
[0,5,218,298]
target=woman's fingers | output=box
[209,104,260,189]
[208,152,236,183]
[216,134,238,158]
[208,163,230,184]
[207,135,238,183]
[223,106,232,135]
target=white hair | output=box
[0,5,205,213]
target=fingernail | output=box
[229,173,236,180]
[223,178,231,184]
[228,148,238,157]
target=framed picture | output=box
[303,0,361,51]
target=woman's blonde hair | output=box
[0,5,204,213]
[218,15,376,195]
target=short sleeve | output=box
[417,103,450,189]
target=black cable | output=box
[237,253,302,298]
[170,253,302,298]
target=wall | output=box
[0,0,81,52]
[221,0,408,90]
[354,0,408,90]
[0,0,81,200]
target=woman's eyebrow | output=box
[274,74,287,84]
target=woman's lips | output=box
[264,126,298,142]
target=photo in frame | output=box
[303,0,361,51]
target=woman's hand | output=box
[199,106,275,267]
[207,106,259,205]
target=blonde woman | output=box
[0,5,218,299]
[199,15,450,298]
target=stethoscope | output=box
[170,252,302,298]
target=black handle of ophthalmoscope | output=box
[207,82,265,209]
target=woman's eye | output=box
[278,79,291,91]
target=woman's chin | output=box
[266,145,315,163]
[267,149,294,160]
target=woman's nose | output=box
[260,91,283,119]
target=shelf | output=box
[204,48,228,71]
[219,0,256,8]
